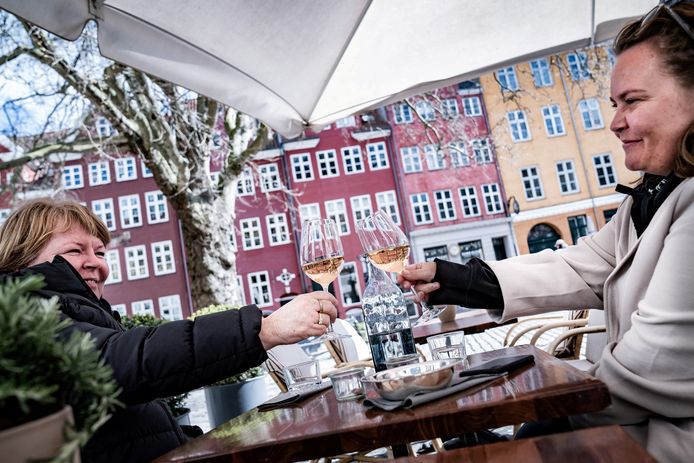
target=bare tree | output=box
[0,12,271,308]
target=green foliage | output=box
[0,276,122,461]
[190,304,266,386]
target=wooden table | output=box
[154,345,610,463]
[391,425,655,462]
[412,309,516,344]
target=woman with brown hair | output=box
[399,2,694,461]
[0,197,338,463]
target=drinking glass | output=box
[300,218,348,341]
[356,209,444,325]
[427,330,466,361]
[283,359,322,392]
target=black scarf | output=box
[615,172,683,237]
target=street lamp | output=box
[507,195,520,215]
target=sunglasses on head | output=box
[637,0,694,40]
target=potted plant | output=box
[190,305,268,428]
[120,314,191,425]
[0,276,121,463]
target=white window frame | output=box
[458,186,481,217]
[366,142,389,170]
[507,110,532,142]
[104,249,122,284]
[118,194,142,229]
[235,275,247,306]
[375,190,401,225]
[132,299,155,316]
[400,146,422,173]
[248,271,272,308]
[299,203,321,225]
[481,183,504,214]
[425,145,446,170]
[159,295,183,321]
[393,103,413,124]
[141,160,153,178]
[144,190,169,224]
[0,209,10,225]
[567,52,590,81]
[125,245,149,280]
[236,167,255,196]
[530,58,553,87]
[95,117,113,137]
[520,166,545,200]
[441,98,459,118]
[111,304,127,318]
[92,198,116,231]
[449,141,470,167]
[338,261,362,307]
[414,100,436,121]
[115,157,137,182]
[462,96,482,116]
[593,153,617,187]
[335,115,356,128]
[325,199,350,235]
[151,240,176,276]
[290,153,315,182]
[350,195,373,224]
[316,149,339,178]
[471,139,492,164]
[555,160,580,194]
[259,163,281,192]
[496,66,519,91]
[542,104,566,137]
[579,98,604,130]
[266,213,291,246]
[410,193,433,225]
[88,161,110,186]
[240,217,264,250]
[434,189,457,222]
[62,165,84,190]
[341,146,365,175]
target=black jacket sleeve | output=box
[427,257,505,310]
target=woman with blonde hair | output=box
[0,197,338,463]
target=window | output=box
[132,299,155,316]
[159,295,183,321]
[462,96,482,116]
[235,275,247,306]
[423,245,448,262]
[541,105,566,137]
[424,145,446,170]
[593,153,617,187]
[95,117,113,137]
[459,240,484,264]
[350,195,373,224]
[325,199,350,235]
[434,190,456,221]
[151,240,176,275]
[530,58,553,87]
[104,250,122,284]
[125,245,149,280]
[141,161,153,178]
[507,110,531,142]
[266,213,290,245]
[144,190,169,224]
[0,209,10,225]
[248,271,272,307]
[236,167,255,196]
[567,52,590,80]
[290,153,314,182]
[568,215,589,244]
[448,141,469,167]
[240,217,263,250]
[375,190,401,225]
[603,208,618,223]
[209,171,220,186]
[341,146,365,174]
[458,186,481,217]
[299,203,321,224]
[115,157,137,182]
[259,163,281,192]
[496,66,519,91]
[521,166,545,200]
[579,99,604,130]
[316,150,339,178]
[410,193,433,224]
[335,115,356,128]
[556,160,579,194]
[92,198,116,231]
[415,100,436,121]
[471,139,492,164]
[118,194,142,228]
[442,98,459,118]
[62,165,83,189]
[111,304,127,318]
[338,262,361,306]
[482,183,504,214]
[366,142,389,170]
[400,146,422,173]
[88,161,110,186]
[393,103,413,124]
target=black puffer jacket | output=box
[10,256,268,463]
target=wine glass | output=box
[355,209,444,325]
[300,218,349,341]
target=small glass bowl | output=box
[329,367,365,401]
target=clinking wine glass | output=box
[300,218,349,341]
[355,209,444,325]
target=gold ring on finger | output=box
[318,312,324,326]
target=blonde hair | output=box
[0,198,111,272]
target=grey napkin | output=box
[363,373,502,411]
[258,380,332,411]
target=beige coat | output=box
[487,177,694,462]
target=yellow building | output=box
[480,46,640,254]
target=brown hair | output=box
[0,197,111,272]
[614,2,694,177]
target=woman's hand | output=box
[259,292,338,350]
[398,262,439,303]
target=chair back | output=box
[584,310,607,363]
[265,343,314,392]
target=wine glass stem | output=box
[320,284,335,332]
[410,287,431,313]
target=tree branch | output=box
[0,137,129,170]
